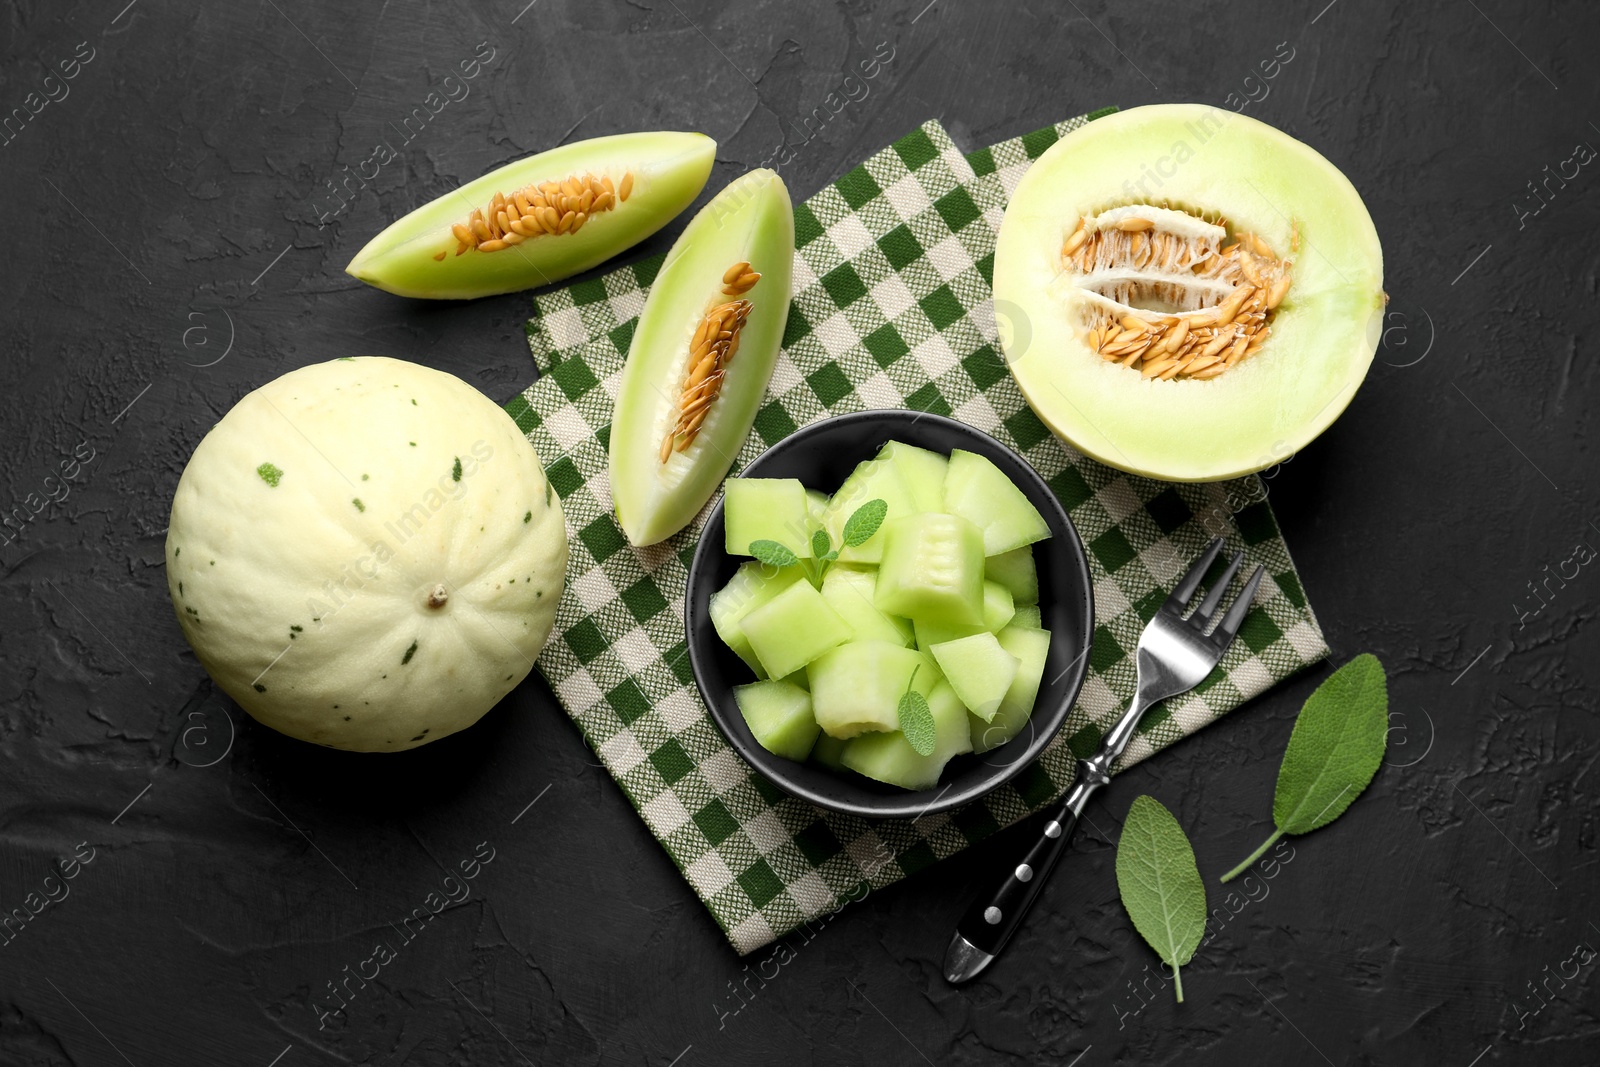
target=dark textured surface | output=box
[1,1,1596,1064]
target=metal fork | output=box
[944,537,1264,983]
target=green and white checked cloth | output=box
[503,112,1330,955]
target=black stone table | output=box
[2,1,1596,1064]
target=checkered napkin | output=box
[503,113,1330,954]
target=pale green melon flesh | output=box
[1011,605,1043,629]
[733,679,820,761]
[822,454,920,563]
[820,566,914,646]
[880,441,948,513]
[841,680,973,790]
[742,579,851,679]
[910,580,1014,648]
[610,169,794,545]
[970,625,1051,754]
[995,104,1385,481]
[808,640,923,738]
[709,562,806,677]
[930,631,1020,722]
[874,513,985,626]
[810,732,849,770]
[724,478,812,557]
[943,450,1050,556]
[346,132,716,299]
[985,547,1039,606]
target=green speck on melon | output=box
[256,462,283,487]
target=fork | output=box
[944,537,1264,983]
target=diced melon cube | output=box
[985,546,1039,606]
[808,640,924,738]
[733,679,820,761]
[742,580,852,679]
[710,562,808,677]
[970,625,1052,753]
[981,579,1015,632]
[879,440,948,513]
[841,680,974,790]
[1011,605,1043,629]
[805,488,829,526]
[943,449,1050,555]
[810,732,849,770]
[820,565,914,646]
[930,631,1019,721]
[822,455,920,563]
[874,512,985,628]
[724,477,813,558]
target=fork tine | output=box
[1213,564,1266,643]
[1162,537,1224,615]
[1192,550,1245,624]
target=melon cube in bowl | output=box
[930,631,1020,722]
[733,679,819,761]
[874,512,985,627]
[841,679,974,790]
[742,580,852,679]
[724,477,813,557]
[808,640,924,738]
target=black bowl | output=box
[685,410,1094,820]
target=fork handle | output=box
[944,757,1110,982]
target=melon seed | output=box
[450,170,631,255]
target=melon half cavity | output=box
[995,104,1385,481]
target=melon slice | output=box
[910,580,1015,648]
[810,732,849,771]
[943,450,1050,556]
[821,454,919,563]
[820,566,914,646]
[733,679,820,761]
[610,170,794,545]
[874,512,985,627]
[985,547,1039,606]
[808,640,923,739]
[970,625,1052,753]
[930,632,1020,721]
[880,441,948,513]
[724,477,812,558]
[1011,605,1043,629]
[841,680,974,791]
[709,562,807,677]
[346,132,716,299]
[741,579,851,679]
[994,104,1385,481]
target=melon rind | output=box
[995,104,1384,481]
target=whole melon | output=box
[166,357,567,751]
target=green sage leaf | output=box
[897,688,936,757]
[1221,654,1388,881]
[748,539,798,568]
[842,498,888,548]
[811,528,832,561]
[1115,795,1206,1004]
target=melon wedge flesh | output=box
[841,680,974,790]
[1011,605,1043,629]
[880,441,948,513]
[874,512,985,627]
[810,732,849,770]
[610,169,794,545]
[733,679,819,761]
[709,562,807,676]
[943,450,1050,556]
[911,580,1015,648]
[985,547,1039,606]
[346,131,715,299]
[994,104,1385,481]
[930,632,1019,722]
[724,477,812,558]
[821,453,919,563]
[820,566,914,646]
[808,640,923,738]
[970,625,1051,753]
[742,579,851,679]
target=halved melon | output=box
[610,170,794,545]
[994,104,1384,481]
[346,132,715,299]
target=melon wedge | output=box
[346,131,715,299]
[610,170,794,545]
[995,104,1384,481]
[840,680,974,791]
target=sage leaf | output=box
[748,539,798,569]
[897,687,936,757]
[1221,653,1388,882]
[811,528,832,561]
[1115,795,1206,1003]
[842,498,888,548]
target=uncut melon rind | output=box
[995,104,1384,482]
